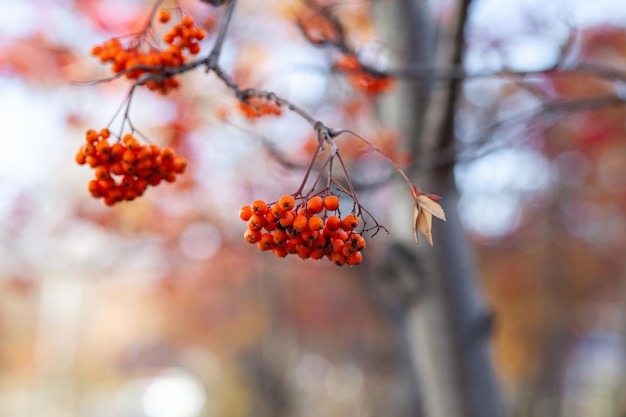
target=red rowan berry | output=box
[110,162,124,176]
[244,229,262,244]
[325,215,341,231]
[329,252,347,266]
[351,234,366,250]
[120,175,134,189]
[341,214,359,231]
[274,248,288,258]
[96,139,110,155]
[182,15,194,28]
[111,143,125,159]
[188,42,201,55]
[293,215,309,232]
[86,156,100,168]
[124,190,139,201]
[301,230,318,242]
[161,147,175,160]
[258,233,274,250]
[324,195,340,211]
[248,214,266,231]
[134,178,148,195]
[85,129,99,144]
[346,251,363,266]
[75,151,87,165]
[122,150,137,164]
[94,165,110,180]
[307,196,324,214]
[273,230,289,246]
[278,195,295,211]
[87,180,103,198]
[172,156,187,174]
[158,9,171,24]
[83,143,95,155]
[279,211,295,228]
[239,205,253,221]
[270,204,284,219]
[251,200,268,215]
[308,216,323,232]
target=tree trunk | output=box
[371,1,504,416]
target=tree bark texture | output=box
[371,1,504,417]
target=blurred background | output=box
[2,0,626,416]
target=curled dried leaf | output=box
[413,195,446,246]
[416,194,446,221]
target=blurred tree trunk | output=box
[369,1,504,417]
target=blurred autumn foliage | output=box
[2,1,626,417]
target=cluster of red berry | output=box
[240,195,366,266]
[90,10,206,93]
[334,54,395,95]
[75,129,187,205]
[237,97,283,118]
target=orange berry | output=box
[297,246,312,259]
[157,9,171,24]
[307,196,324,214]
[324,195,340,211]
[258,233,274,250]
[278,195,295,211]
[111,143,125,159]
[123,150,137,164]
[122,161,136,174]
[346,251,363,266]
[94,165,110,180]
[123,135,140,150]
[329,252,347,266]
[334,228,348,242]
[273,248,288,258]
[182,15,194,28]
[87,179,103,198]
[270,204,284,219]
[248,214,266,231]
[96,139,110,154]
[86,155,100,168]
[193,28,206,41]
[244,229,262,244]
[124,189,139,201]
[99,128,111,139]
[301,230,318,242]
[83,143,95,155]
[239,205,253,221]
[134,178,148,195]
[342,244,357,257]
[279,211,295,228]
[264,220,277,231]
[331,238,344,254]
[75,151,87,165]
[308,216,323,231]
[85,129,99,143]
[172,156,187,173]
[120,175,135,190]
[188,42,201,55]
[293,214,309,232]
[351,234,366,250]
[110,162,124,176]
[340,213,359,231]
[251,200,268,215]
[273,230,289,246]
[164,171,177,183]
[161,147,175,160]
[325,215,341,231]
